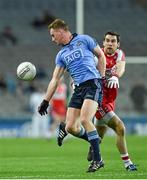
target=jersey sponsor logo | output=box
[64,49,83,63]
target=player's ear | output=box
[117,42,120,48]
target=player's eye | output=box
[105,39,110,43]
[111,40,116,43]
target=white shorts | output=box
[94,111,115,126]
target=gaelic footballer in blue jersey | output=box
[38,19,106,172]
[55,34,102,85]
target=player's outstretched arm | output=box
[45,66,65,102]
[115,60,126,78]
[107,49,126,89]
[38,66,65,115]
[115,49,126,78]
[107,60,126,89]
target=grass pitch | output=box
[0,136,146,179]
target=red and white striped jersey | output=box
[102,48,126,79]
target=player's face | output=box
[49,28,64,45]
[103,35,120,55]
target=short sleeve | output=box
[55,52,66,68]
[83,35,99,51]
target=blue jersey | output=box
[55,34,101,85]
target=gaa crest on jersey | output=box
[76,41,82,47]
[114,55,117,60]
[68,44,73,50]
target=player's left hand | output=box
[107,75,119,88]
[38,99,49,116]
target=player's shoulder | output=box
[116,48,126,61]
[77,34,93,40]
[116,48,125,55]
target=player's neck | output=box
[63,32,73,45]
[104,50,115,57]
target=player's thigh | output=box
[66,107,80,127]
[80,99,98,122]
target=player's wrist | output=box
[113,74,119,78]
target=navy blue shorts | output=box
[68,79,103,109]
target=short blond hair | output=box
[48,19,69,31]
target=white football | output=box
[17,62,36,81]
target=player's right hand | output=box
[38,99,49,116]
[107,75,119,88]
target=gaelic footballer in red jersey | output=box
[95,48,125,119]
[51,78,67,119]
[93,31,137,171]
[49,77,67,136]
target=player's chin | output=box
[106,48,115,55]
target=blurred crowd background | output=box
[0,0,147,137]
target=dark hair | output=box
[104,31,120,43]
[48,19,69,31]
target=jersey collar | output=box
[62,33,78,47]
